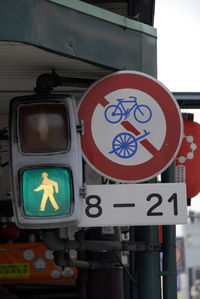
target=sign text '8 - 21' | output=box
[78,183,187,227]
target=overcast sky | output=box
[154,0,200,121]
[154,0,200,92]
[155,1,200,211]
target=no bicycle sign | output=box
[78,71,183,182]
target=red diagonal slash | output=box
[121,121,159,157]
[100,97,110,107]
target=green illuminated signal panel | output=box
[22,168,72,217]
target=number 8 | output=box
[85,195,103,218]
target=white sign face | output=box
[78,71,183,183]
[78,183,187,227]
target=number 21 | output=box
[146,193,178,216]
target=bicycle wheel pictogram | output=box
[104,105,123,124]
[109,132,138,159]
[109,130,151,159]
[133,104,152,123]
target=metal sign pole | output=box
[84,227,124,299]
[131,177,162,299]
[134,225,162,299]
[161,161,177,299]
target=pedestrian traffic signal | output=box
[23,168,71,216]
[9,94,82,229]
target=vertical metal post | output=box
[77,232,88,299]
[124,228,132,299]
[85,227,124,299]
[130,178,161,299]
[129,227,138,299]
[161,161,177,299]
[134,225,161,299]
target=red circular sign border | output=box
[78,71,183,182]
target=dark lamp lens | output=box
[19,104,69,153]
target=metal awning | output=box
[81,0,155,25]
[0,42,113,113]
[0,0,157,113]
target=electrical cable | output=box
[112,250,137,287]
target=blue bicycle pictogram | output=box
[109,130,150,159]
[104,96,152,124]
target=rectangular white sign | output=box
[78,183,187,227]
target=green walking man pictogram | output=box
[34,172,59,212]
